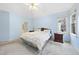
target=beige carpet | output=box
[0,40,79,55]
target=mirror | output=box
[57,17,67,33]
[21,22,28,33]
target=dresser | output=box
[54,33,63,43]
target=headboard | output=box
[34,28,50,31]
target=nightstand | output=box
[54,33,63,43]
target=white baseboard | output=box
[0,38,19,46]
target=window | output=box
[70,13,77,34]
[58,17,66,32]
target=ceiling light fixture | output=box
[25,3,39,10]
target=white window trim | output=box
[70,12,77,36]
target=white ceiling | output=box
[0,3,74,18]
[27,3,74,18]
[0,3,29,17]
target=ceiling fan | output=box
[25,3,39,10]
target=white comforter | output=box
[20,30,51,50]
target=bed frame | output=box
[20,27,51,54]
[20,37,51,54]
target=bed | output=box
[20,28,51,51]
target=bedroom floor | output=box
[0,39,79,55]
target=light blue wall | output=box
[0,10,33,41]
[33,11,70,41]
[0,11,9,41]
[9,12,22,40]
[9,12,33,40]
[70,4,79,49]
[24,17,34,31]
[0,9,71,42]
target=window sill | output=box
[70,33,76,37]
